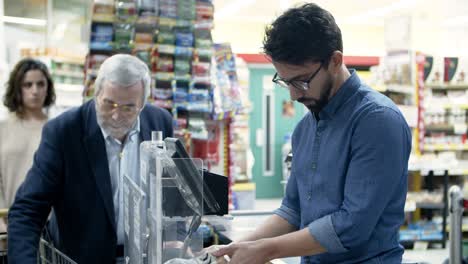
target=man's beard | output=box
[96,110,134,140]
[298,80,333,114]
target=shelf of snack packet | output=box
[85,0,250,198]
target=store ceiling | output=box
[212,0,468,54]
[212,0,453,26]
[3,0,468,55]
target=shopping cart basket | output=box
[0,209,77,264]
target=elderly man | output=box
[8,54,173,263]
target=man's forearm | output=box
[262,228,327,260]
[237,214,296,242]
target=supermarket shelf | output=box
[425,124,455,131]
[399,239,445,247]
[404,201,444,212]
[419,168,468,176]
[423,144,468,151]
[427,84,468,90]
[443,104,468,110]
[53,70,84,79]
[91,14,115,24]
[381,84,414,94]
[416,202,444,209]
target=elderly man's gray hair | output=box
[94,54,151,103]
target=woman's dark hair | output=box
[263,3,343,65]
[3,58,56,117]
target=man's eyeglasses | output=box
[99,99,140,115]
[272,63,322,91]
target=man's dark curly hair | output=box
[3,58,56,117]
[263,3,343,65]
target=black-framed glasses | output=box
[272,63,323,91]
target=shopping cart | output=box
[444,186,468,264]
[0,209,77,264]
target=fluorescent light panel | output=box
[1,16,47,26]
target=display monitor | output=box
[164,137,221,216]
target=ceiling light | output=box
[1,16,47,26]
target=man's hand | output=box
[211,240,273,264]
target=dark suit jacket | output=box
[7,100,173,264]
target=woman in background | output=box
[0,58,56,211]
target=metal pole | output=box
[449,185,464,264]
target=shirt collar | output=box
[319,69,361,120]
[100,117,141,144]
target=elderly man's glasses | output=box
[99,98,139,114]
[272,63,323,91]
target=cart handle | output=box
[0,208,8,218]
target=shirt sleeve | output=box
[308,107,411,253]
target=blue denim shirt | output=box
[274,70,412,263]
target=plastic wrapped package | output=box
[176,33,194,47]
[192,62,210,77]
[194,48,212,62]
[194,28,212,40]
[195,38,212,49]
[175,73,192,82]
[175,46,193,59]
[92,1,115,22]
[138,0,159,14]
[134,49,151,66]
[158,44,176,55]
[160,3,177,18]
[188,89,211,112]
[135,32,153,45]
[196,2,214,21]
[177,0,196,20]
[115,0,137,22]
[159,31,176,44]
[155,72,175,82]
[174,88,189,104]
[114,23,135,50]
[153,87,174,100]
[157,56,175,72]
[90,23,114,51]
[160,0,178,4]
[175,59,191,74]
[136,12,158,25]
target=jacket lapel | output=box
[82,101,116,232]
